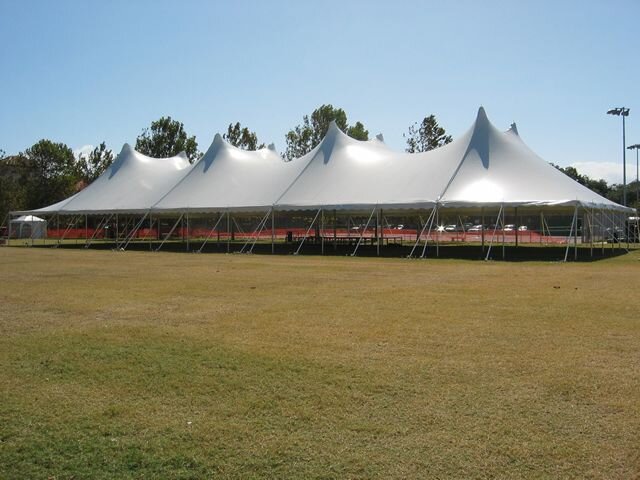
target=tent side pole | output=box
[271,209,275,254]
[380,208,384,254]
[155,213,183,252]
[563,205,578,262]
[481,207,485,254]
[321,209,325,255]
[420,208,438,259]
[295,208,322,255]
[376,208,380,256]
[333,209,337,250]
[574,206,579,261]
[435,205,440,257]
[409,209,435,258]
[351,206,377,257]
[485,205,504,261]
[196,212,225,253]
[7,214,12,246]
[227,211,231,253]
[502,204,505,260]
[514,207,519,247]
[186,211,190,252]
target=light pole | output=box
[607,107,630,206]
[628,143,640,208]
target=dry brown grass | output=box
[1,247,639,479]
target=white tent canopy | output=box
[152,134,307,213]
[18,108,632,216]
[10,215,47,238]
[437,108,623,210]
[25,144,191,215]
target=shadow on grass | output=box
[16,239,633,262]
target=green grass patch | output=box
[1,248,639,478]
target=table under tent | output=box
[11,108,633,261]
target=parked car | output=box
[518,225,528,231]
[444,224,457,232]
[503,224,515,231]
[468,224,484,232]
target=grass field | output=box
[1,247,639,479]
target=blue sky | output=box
[1,0,638,183]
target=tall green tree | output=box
[404,115,452,153]
[0,154,29,221]
[76,142,114,183]
[23,140,79,209]
[223,122,265,150]
[135,116,200,163]
[552,164,610,198]
[284,104,369,160]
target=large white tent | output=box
[19,107,632,219]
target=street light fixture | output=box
[628,143,640,207]
[607,107,630,206]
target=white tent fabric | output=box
[152,135,307,212]
[19,108,631,216]
[36,144,191,214]
[437,108,625,210]
[274,122,461,210]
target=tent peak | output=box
[508,122,519,136]
[119,143,134,155]
[375,133,385,142]
[326,120,342,135]
[267,143,277,152]
[475,106,489,124]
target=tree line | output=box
[1,104,634,222]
